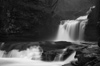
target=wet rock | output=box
[63,49,74,61]
[55,41,72,49]
[42,50,57,61]
[94,62,100,66]
[76,54,96,66]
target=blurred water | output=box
[0,48,77,66]
[55,15,88,43]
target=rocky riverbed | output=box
[0,41,100,66]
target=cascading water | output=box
[55,15,88,43]
[0,46,43,60]
[0,46,77,66]
[0,51,77,66]
[54,48,67,61]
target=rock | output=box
[63,49,74,61]
[55,41,72,49]
[42,50,57,61]
[84,24,98,41]
[76,54,96,66]
[94,63,100,66]
[85,0,100,42]
[54,0,94,19]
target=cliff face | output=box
[84,0,100,41]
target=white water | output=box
[0,51,77,66]
[0,46,43,60]
[0,46,77,66]
[54,48,67,61]
[55,15,88,43]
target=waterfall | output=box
[55,15,88,43]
